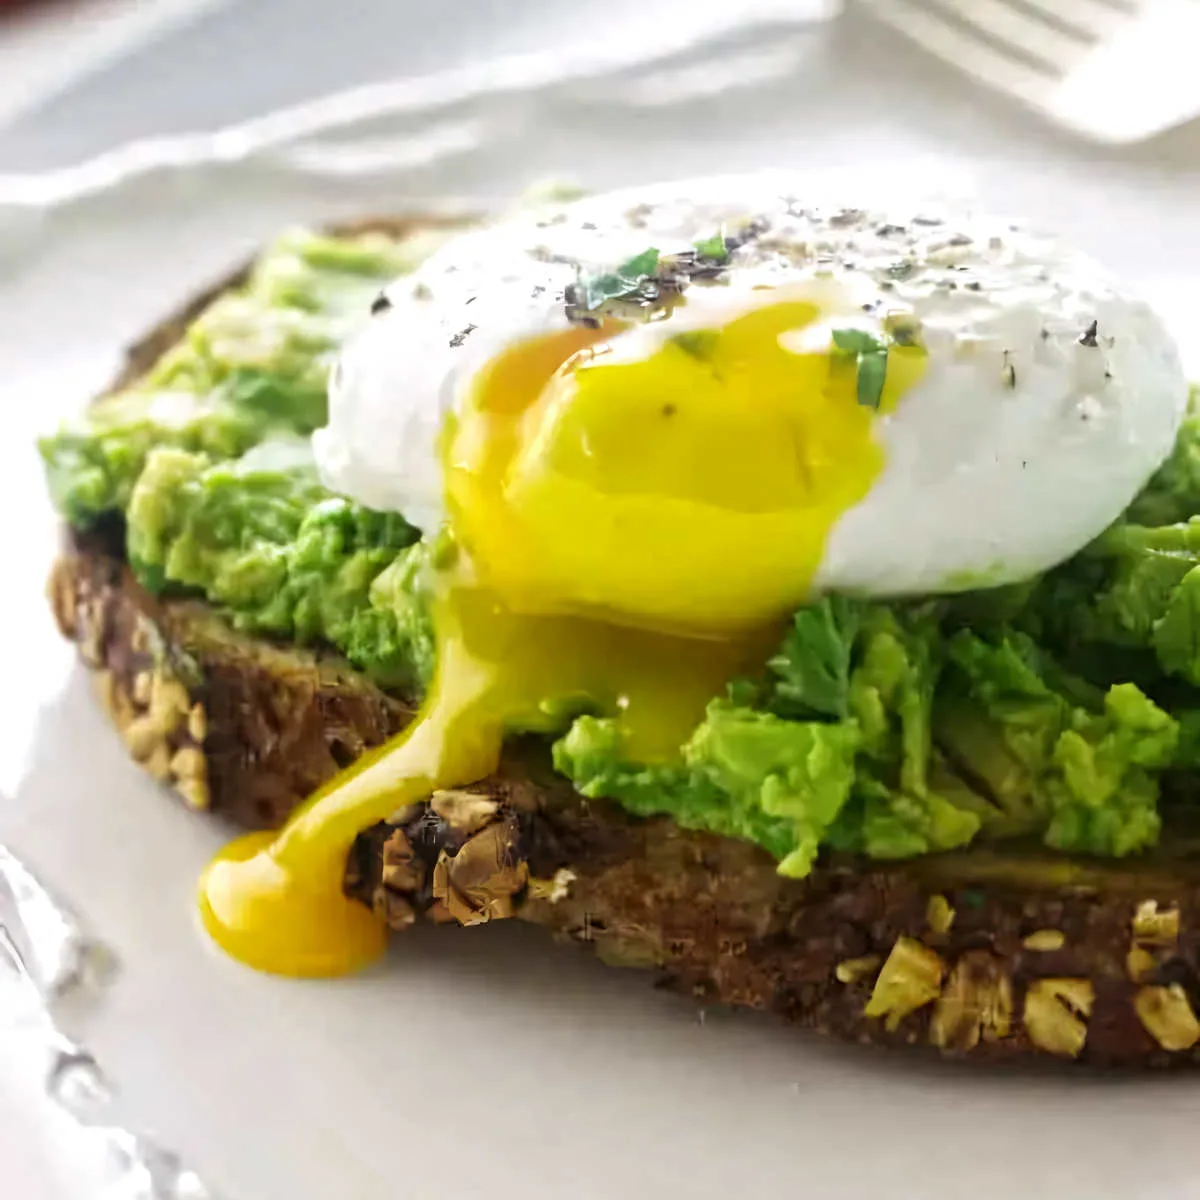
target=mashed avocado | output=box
[126,438,432,689]
[41,228,443,527]
[41,226,443,690]
[38,223,1200,877]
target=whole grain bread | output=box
[46,220,1200,1068]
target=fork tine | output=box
[1005,0,1132,36]
[860,0,1053,100]
[862,0,1200,143]
[928,0,1093,69]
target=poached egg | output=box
[319,176,1185,609]
[199,176,1188,977]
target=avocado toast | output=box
[40,203,1200,1066]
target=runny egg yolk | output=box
[199,290,925,977]
[449,297,922,631]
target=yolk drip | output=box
[199,292,924,978]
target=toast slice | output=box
[45,222,1200,1068]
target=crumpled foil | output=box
[0,844,224,1199]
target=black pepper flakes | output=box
[1079,320,1100,347]
[449,323,477,348]
[370,292,392,315]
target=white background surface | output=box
[7,9,1200,1199]
[0,0,232,131]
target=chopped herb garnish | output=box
[693,231,728,263]
[620,246,660,279]
[671,329,721,361]
[577,246,660,311]
[855,351,888,409]
[831,328,884,356]
[831,328,891,410]
[563,221,766,324]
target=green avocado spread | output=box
[38,226,1200,877]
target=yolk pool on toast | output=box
[200,290,925,977]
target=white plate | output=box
[6,17,1200,1200]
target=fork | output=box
[855,0,1200,143]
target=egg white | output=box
[314,174,1188,597]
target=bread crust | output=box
[46,220,1200,1067]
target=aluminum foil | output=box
[0,843,224,1199]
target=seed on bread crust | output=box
[92,669,133,727]
[1133,900,1180,947]
[75,585,110,668]
[863,938,945,1031]
[122,715,161,762]
[374,889,418,931]
[1023,978,1094,1058]
[145,742,173,783]
[187,703,208,743]
[176,778,210,811]
[1126,945,1156,983]
[1023,929,1066,952]
[170,747,206,782]
[130,622,151,655]
[48,557,79,639]
[926,893,955,936]
[929,952,1012,1052]
[380,829,425,894]
[1125,900,1182,988]
[835,954,881,984]
[1134,984,1200,1052]
[431,818,528,925]
[526,868,575,904]
[149,674,190,727]
[429,788,499,834]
